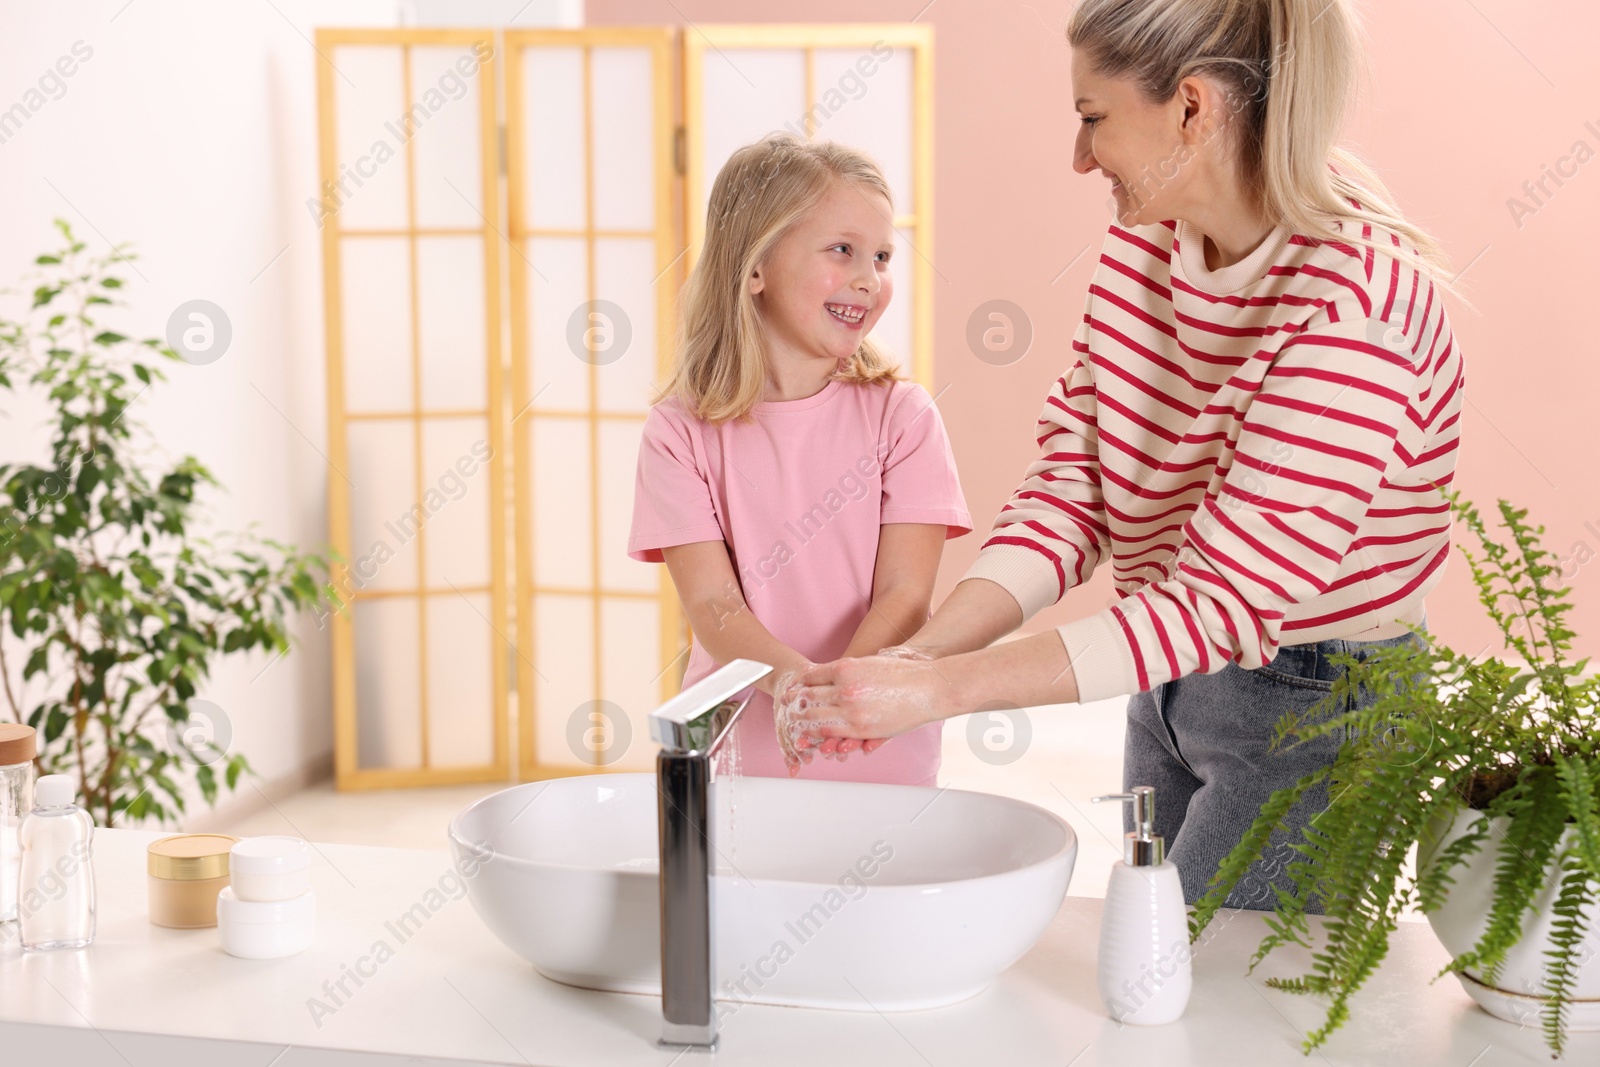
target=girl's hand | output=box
[770,661,817,777]
[783,653,956,756]
[818,645,936,760]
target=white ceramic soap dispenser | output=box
[1091,786,1191,1024]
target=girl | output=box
[782,0,1466,911]
[627,132,971,787]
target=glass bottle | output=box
[0,723,38,924]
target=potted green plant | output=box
[1190,488,1598,1057]
[0,219,336,827]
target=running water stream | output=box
[713,721,742,871]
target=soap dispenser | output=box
[1091,786,1190,1024]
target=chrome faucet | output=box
[647,657,772,1049]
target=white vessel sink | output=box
[447,772,1076,1011]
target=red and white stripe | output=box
[963,216,1463,702]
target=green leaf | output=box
[1417,810,1491,913]
[125,791,151,821]
[23,645,49,680]
[1554,755,1600,878]
[1539,852,1596,1055]
[196,763,217,805]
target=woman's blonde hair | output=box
[653,132,906,424]
[1068,0,1473,306]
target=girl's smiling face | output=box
[749,178,895,372]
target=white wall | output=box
[0,0,579,828]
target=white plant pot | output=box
[1420,806,1600,1030]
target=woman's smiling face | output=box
[1072,48,1223,226]
[749,178,895,368]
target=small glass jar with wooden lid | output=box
[0,723,39,923]
[147,833,241,928]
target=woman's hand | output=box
[781,652,961,758]
[814,645,935,760]
[876,644,937,661]
[794,577,1026,764]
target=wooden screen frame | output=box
[503,28,686,781]
[316,28,510,790]
[314,23,936,790]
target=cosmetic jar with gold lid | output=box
[0,723,38,923]
[147,833,240,928]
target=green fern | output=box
[1189,489,1600,1057]
[1542,850,1596,1056]
[1446,768,1566,987]
[1414,812,1489,913]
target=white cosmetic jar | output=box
[216,886,315,959]
[229,835,311,902]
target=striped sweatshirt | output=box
[963,213,1465,703]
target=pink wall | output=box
[593,0,1600,664]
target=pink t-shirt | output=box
[628,377,972,786]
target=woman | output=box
[779,0,1467,910]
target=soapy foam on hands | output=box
[876,645,934,662]
[771,666,848,771]
[773,651,942,768]
[772,670,814,769]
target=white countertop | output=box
[0,827,1591,1066]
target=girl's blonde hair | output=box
[1068,0,1473,306]
[653,132,906,424]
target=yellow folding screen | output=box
[504,29,683,778]
[317,29,509,790]
[315,24,934,789]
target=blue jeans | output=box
[1122,616,1429,912]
